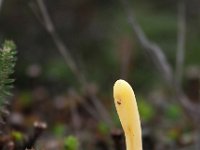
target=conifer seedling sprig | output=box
[0,40,17,106]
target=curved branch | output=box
[36,0,86,86]
[31,0,113,127]
[120,0,200,121]
[121,0,173,84]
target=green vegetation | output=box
[0,40,17,106]
[138,98,155,122]
[64,136,79,150]
[11,131,24,142]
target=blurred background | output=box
[0,0,200,149]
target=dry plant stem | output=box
[195,128,200,150]
[69,100,82,150]
[120,0,200,121]
[174,88,200,123]
[34,0,113,127]
[121,0,173,84]
[176,0,186,87]
[82,101,99,119]
[70,104,81,134]
[89,93,113,126]
[111,129,124,150]
[23,121,47,149]
[80,98,100,120]
[35,0,85,85]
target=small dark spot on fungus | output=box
[117,99,121,105]
[127,126,134,136]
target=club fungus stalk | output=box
[113,79,142,150]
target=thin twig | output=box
[120,0,200,122]
[69,98,83,150]
[35,0,86,86]
[121,0,173,84]
[175,0,186,87]
[32,0,113,127]
[23,121,47,149]
[174,88,200,123]
[195,128,200,150]
[89,93,113,126]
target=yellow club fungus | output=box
[113,79,142,150]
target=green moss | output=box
[64,135,79,150]
[11,131,24,142]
